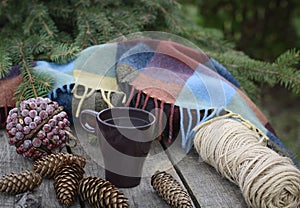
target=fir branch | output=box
[40,17,54,37]
[14,72,53,101]
[1,0,299,102]
[26,34,53,56]
[18,41,38,98]
[46,4,73,19]
[23,3,57,37]
[0,47,12,78]
[185,27,233,53]
[73,0,92,8]
[144,0,182,33]
[75,9,99,48]
[15,83,30,101]
[13,40,53,101]
[275,49,300,68]
[34,76,52,88]
[48,43,79,63]
[211,50,300,95]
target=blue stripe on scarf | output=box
[210,58,240,87]
[182,71,236,108]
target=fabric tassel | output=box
[154,97,159,120]
[125,86,135,107]
[52,88,58,99]
[72,84,96,117]
[158,100,165,141]
[184,108,194,151]
[101,89,113,108]
[141,94,150,110]
[135,90,142,108]
[168,104,175,144]
[185,108,225,151]
[66,83,73,93]
[179,107,186,148]
[59,86,66,93]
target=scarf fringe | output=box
[179,107,186,148]
[72,83,96,117]
[50,83,74,99]
[168,104,175,144]
[158,100,165,141]
[125,86,135,107]
[141,94,150,110]
[123,86,227,152]
[135,90,142,108]
[101,90,113,108]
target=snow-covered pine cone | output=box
[5,97,71,159]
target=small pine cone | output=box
[78,176,129,208]
[53,162,85,207]
[151,171,193,208]
[0,170,42,194]
[33,152,86,178]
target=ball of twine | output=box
[194,118,300,208]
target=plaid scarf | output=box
[33,38,297,165]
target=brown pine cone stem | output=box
[151,171,193,208]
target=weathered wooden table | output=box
[0,123,247,208]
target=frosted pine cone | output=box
[151,171,193,208]
[33,152,86,178]
[78,176,129,208]
[0,170,42,194]
[6,97,72,159]
[53,162,85,207]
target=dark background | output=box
[180,0,300,163]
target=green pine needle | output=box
[14,72,53,101]
[23,3,57,37]
[0,50,12,79]
[210,50,300,97]
[0,0,300,102]
[275,49,300,68]
[49,43,79,64]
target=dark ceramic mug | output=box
[79,107,156,188]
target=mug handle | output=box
[79,109,98,134]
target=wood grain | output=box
[72,123,184,208]
[0,130,73,208]
[162,136,247,208]
[0,124,246,208]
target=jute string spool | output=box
[193,114,300,208]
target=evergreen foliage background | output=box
[0,0,299,161]
[180,0,300,163]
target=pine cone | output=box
[53,162,85,207]
[78,176,129,208]
[6,97,72,159]
[0,170,42,194]
[33,152,86,178]
[151,171,193,208]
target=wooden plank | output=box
[0,106,247,208]
[0,130,81,208]
[162,137,247,208]
[72,122,196,207]
[0,130,32,208]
